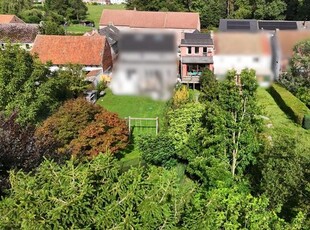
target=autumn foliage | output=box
[35,98,129,157]
[68,110,129,157]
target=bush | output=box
[138,134,177,168]
[269,84,310,126]
[303,114,310,130]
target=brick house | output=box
[99,10,200,44]
[31,35,112,72]
[179,30,214,85]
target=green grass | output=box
[97,89,166,120]
[257,88,310,149]
[66,4,125,34]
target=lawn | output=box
[97,89,167,168]
[97,89,166,120]
[66,4,125,34]
[257,88,310,150]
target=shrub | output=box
[138,134,177,168]
[269,84,310,126]
[303,114,310,130]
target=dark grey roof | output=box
[219,19,258,32]
[98,25,120,46]
[182,56,213,64]
[119,33,176,52]
[181,31,213,45]
[258,21,298,30]
[0,23,39,43]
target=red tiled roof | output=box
[214,32,271,55]
[277,30,310,58]
[99,10,200,29]
[0,14,25,24]
[31,35,106,66]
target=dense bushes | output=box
[269,84,310,129]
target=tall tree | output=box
[202,69,262,178]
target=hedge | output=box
[269,84,310,129]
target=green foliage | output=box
[44,0,87,21]
[269,83,310,126]
[39,20,65,35]
[202,69,262,178]
[19,8,44,23]
[171,85,190,109]
[303,114,310,129]
[199,68,219,102]
[257,135,310,224]
[0,154,196,229]
[138,134,177,168]
[166,102,204,154]
[182,184,298,229]
[279,39,310,108]
[0,0,33,15]
[0,44,90,124]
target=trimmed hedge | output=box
[269,84,310,129]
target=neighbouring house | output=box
[219,19,258,33]
[110,32,177,100]
[31,35,112,72]
[98,25,120,58]
[179,30,214,86]
[0,23,39,50]
[99,10,200,44]
[274,30,310,78]
[219,19,308,34]
[213,32,273,86]
[0,14,25,24]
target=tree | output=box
[0,0,33,15]
[68,110,129,157]
[279,39,310,108]
[39,20,65,35]
[0,154,301,229]
[35,98,103,154]
[0,45,90,124]
[257,135,310,223]
[203,69,262,178]
[44,0,87,21]
[0,154,196,229]
[0,112,57,195]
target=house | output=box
[213,32,273,86]
[219,19,258,32]
[110,32,177,100]
[99,10,200,44]
[274,30,310,78]
[0,14,25,24]
[219,19,305,34]
[179,30,214,85]
[0,23,39,50]
[98,25,120,57]
[31,35,112,72]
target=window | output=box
[203,47,207,54]
[207,48,213,53]
[187,47,192,54]
[195,47,199,54]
